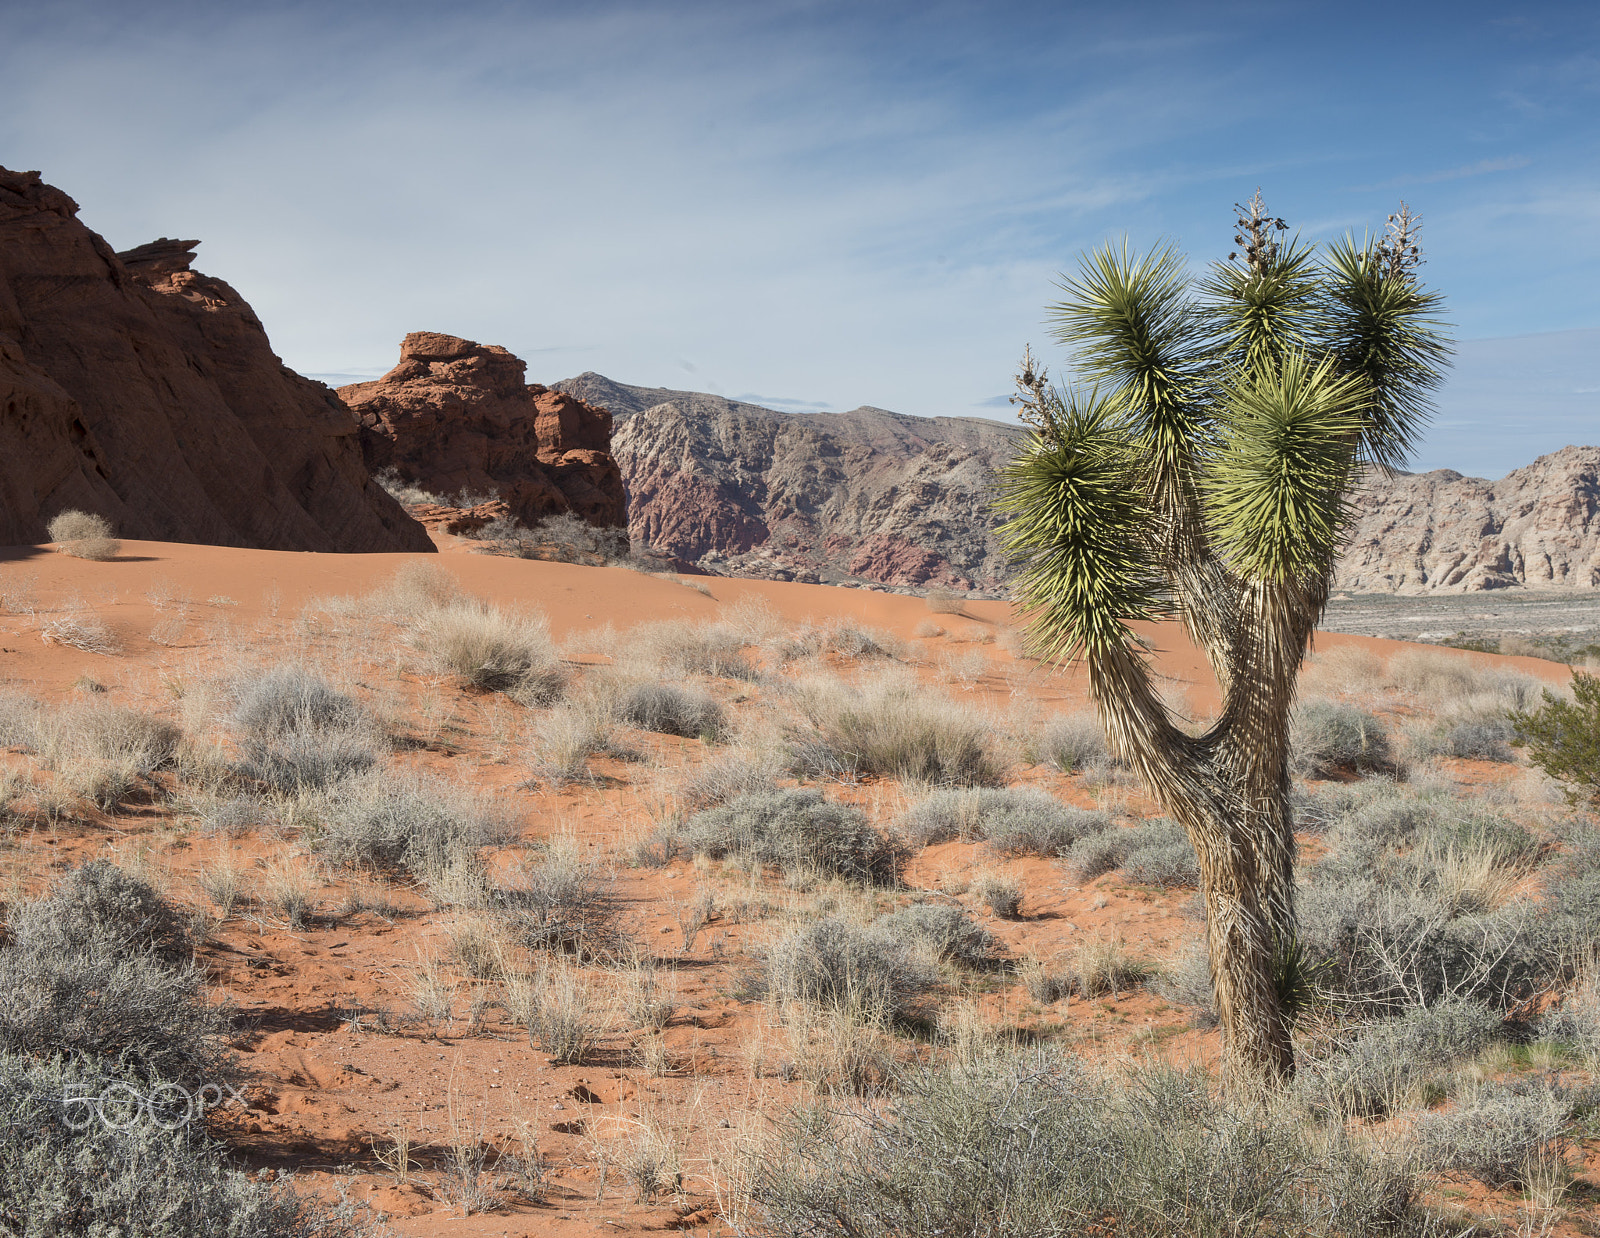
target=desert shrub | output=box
[1154,943,1218,1024]
[791,673,1004,787]
[1032,712,1109,774]
[47,701,182,769]
[375,466,445,505]
[622,619,754,680]
[1536,972,1600,1066]
[1411,1081,1575,1189]
[9,860,192,964]
[0,1053,378,1237]
[526,697,613,782]
[0,692,44,749]
[1429,809,1537,867]
[1512,671,1600,805]
[1392,649,1545,712]
[676,788,904,885]
[1292,700,1394,777]
[472,512,627,563]
[675,746,783,812]
[312,771,509,880]
[1066,818,1196,887]
[972,873,1023,919]
[766,917,939,1024]
[411,600,566,698]
[618,682,725,739]
[1118,817,1200,888]
[900,787,1107,853]
[500,848,628,961]
[874,903,996,966]
[200,793,275,837]
[232,666,381,791]
[755,1053,1429,1238]
[40,611,121,653]
[1298,999,1503,1118]
[47,510,122,560]
[0,866,229,1085]
[1332,784,1440,849]
[773,621,903,663]
[1411,717,1516,763]
[1071,934,1155,997]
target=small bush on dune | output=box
[765,917,939,1024]
[312,770,509,880]
[46,509,122,561]
[1031,712,1109,774]
[791,673,1005,788]
[1292,699,1395,778]
[1066,817,1197,887]
[1410,717,1516,763]
[755,1053,1430,1238]
[676,787,904,885]
[618,682,725,739]
[872,903,996,966]
[675,745,783,813]
[773,621,904,663]
[411,600,566,699]
[0,863,230,1086]
[232,665,381,791]
[500,847,628,962]
[620,619,755,680]
[1412,1082,1576,1189]
[526,697,613,782]
[900,787,1108,854]
[0,1054,378,1237]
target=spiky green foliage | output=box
[1000,195,1450,1087]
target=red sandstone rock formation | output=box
[0,168,430,551]
[341,334,625,531]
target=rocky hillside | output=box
[0,167,429,552]
[554,373,1023,592]
[341,335,625,530]
[1338,446,1600,593]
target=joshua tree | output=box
[999,194,1448,1084]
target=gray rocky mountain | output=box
[555,372,1599,598]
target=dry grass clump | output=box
[670,788,905,885]
[789,671,1005,787]
[312,770,510,881]
[410,600,566,700]
[46,510,120,561]
[771,620,904,663]
[971,871,1023,919]
[616,619,755,681]
[518,957,601,1064]
[923,587,966,615]
[526,697,613,782]
[673,743,785,813]
[39,611,120,654]
[1412,1081,1577,1190]
[1029,712,1109,774]
[232,665,383,791]
[500,843,629,962]
[872,902,996,966]
[618,682,725,740]
[765,916,939,1025]
[899,786,1108,855]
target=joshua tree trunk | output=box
[1000,196,1447,1087]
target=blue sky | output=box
[2,0,1595,478]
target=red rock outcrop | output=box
[0,167,431,551]
[341,334,625,531]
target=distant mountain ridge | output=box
[553,372,1023,592]
[555,372,1599,597]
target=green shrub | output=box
[872,903,996,966]
[677,788,904,885]
[0,1053,376,1236]
[765,917,939,1024]
[618,682,725,739]
[755,1053,1428,1238]
[1512,671,1600,805]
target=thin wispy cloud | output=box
[1347,156,1533,193]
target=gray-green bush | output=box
[1292,700,1395,778]
[765,917,939,1024]
[1066,818,1198,887]
[233,666,380,791]
[675,788,904,885]
[755,1053,1430,1238]
[312,771,510,880]
[900,787,1108,855]
[0,1053,376,1236]
[618,682,725,739]
[873,903,996,966]
[1032,713,1108,774]
[1411,1081,1576,1189]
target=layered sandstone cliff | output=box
[1337,446,1600,593]
[0,168,429,551]
[554,373,1022,592]
[341,335,625,531]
